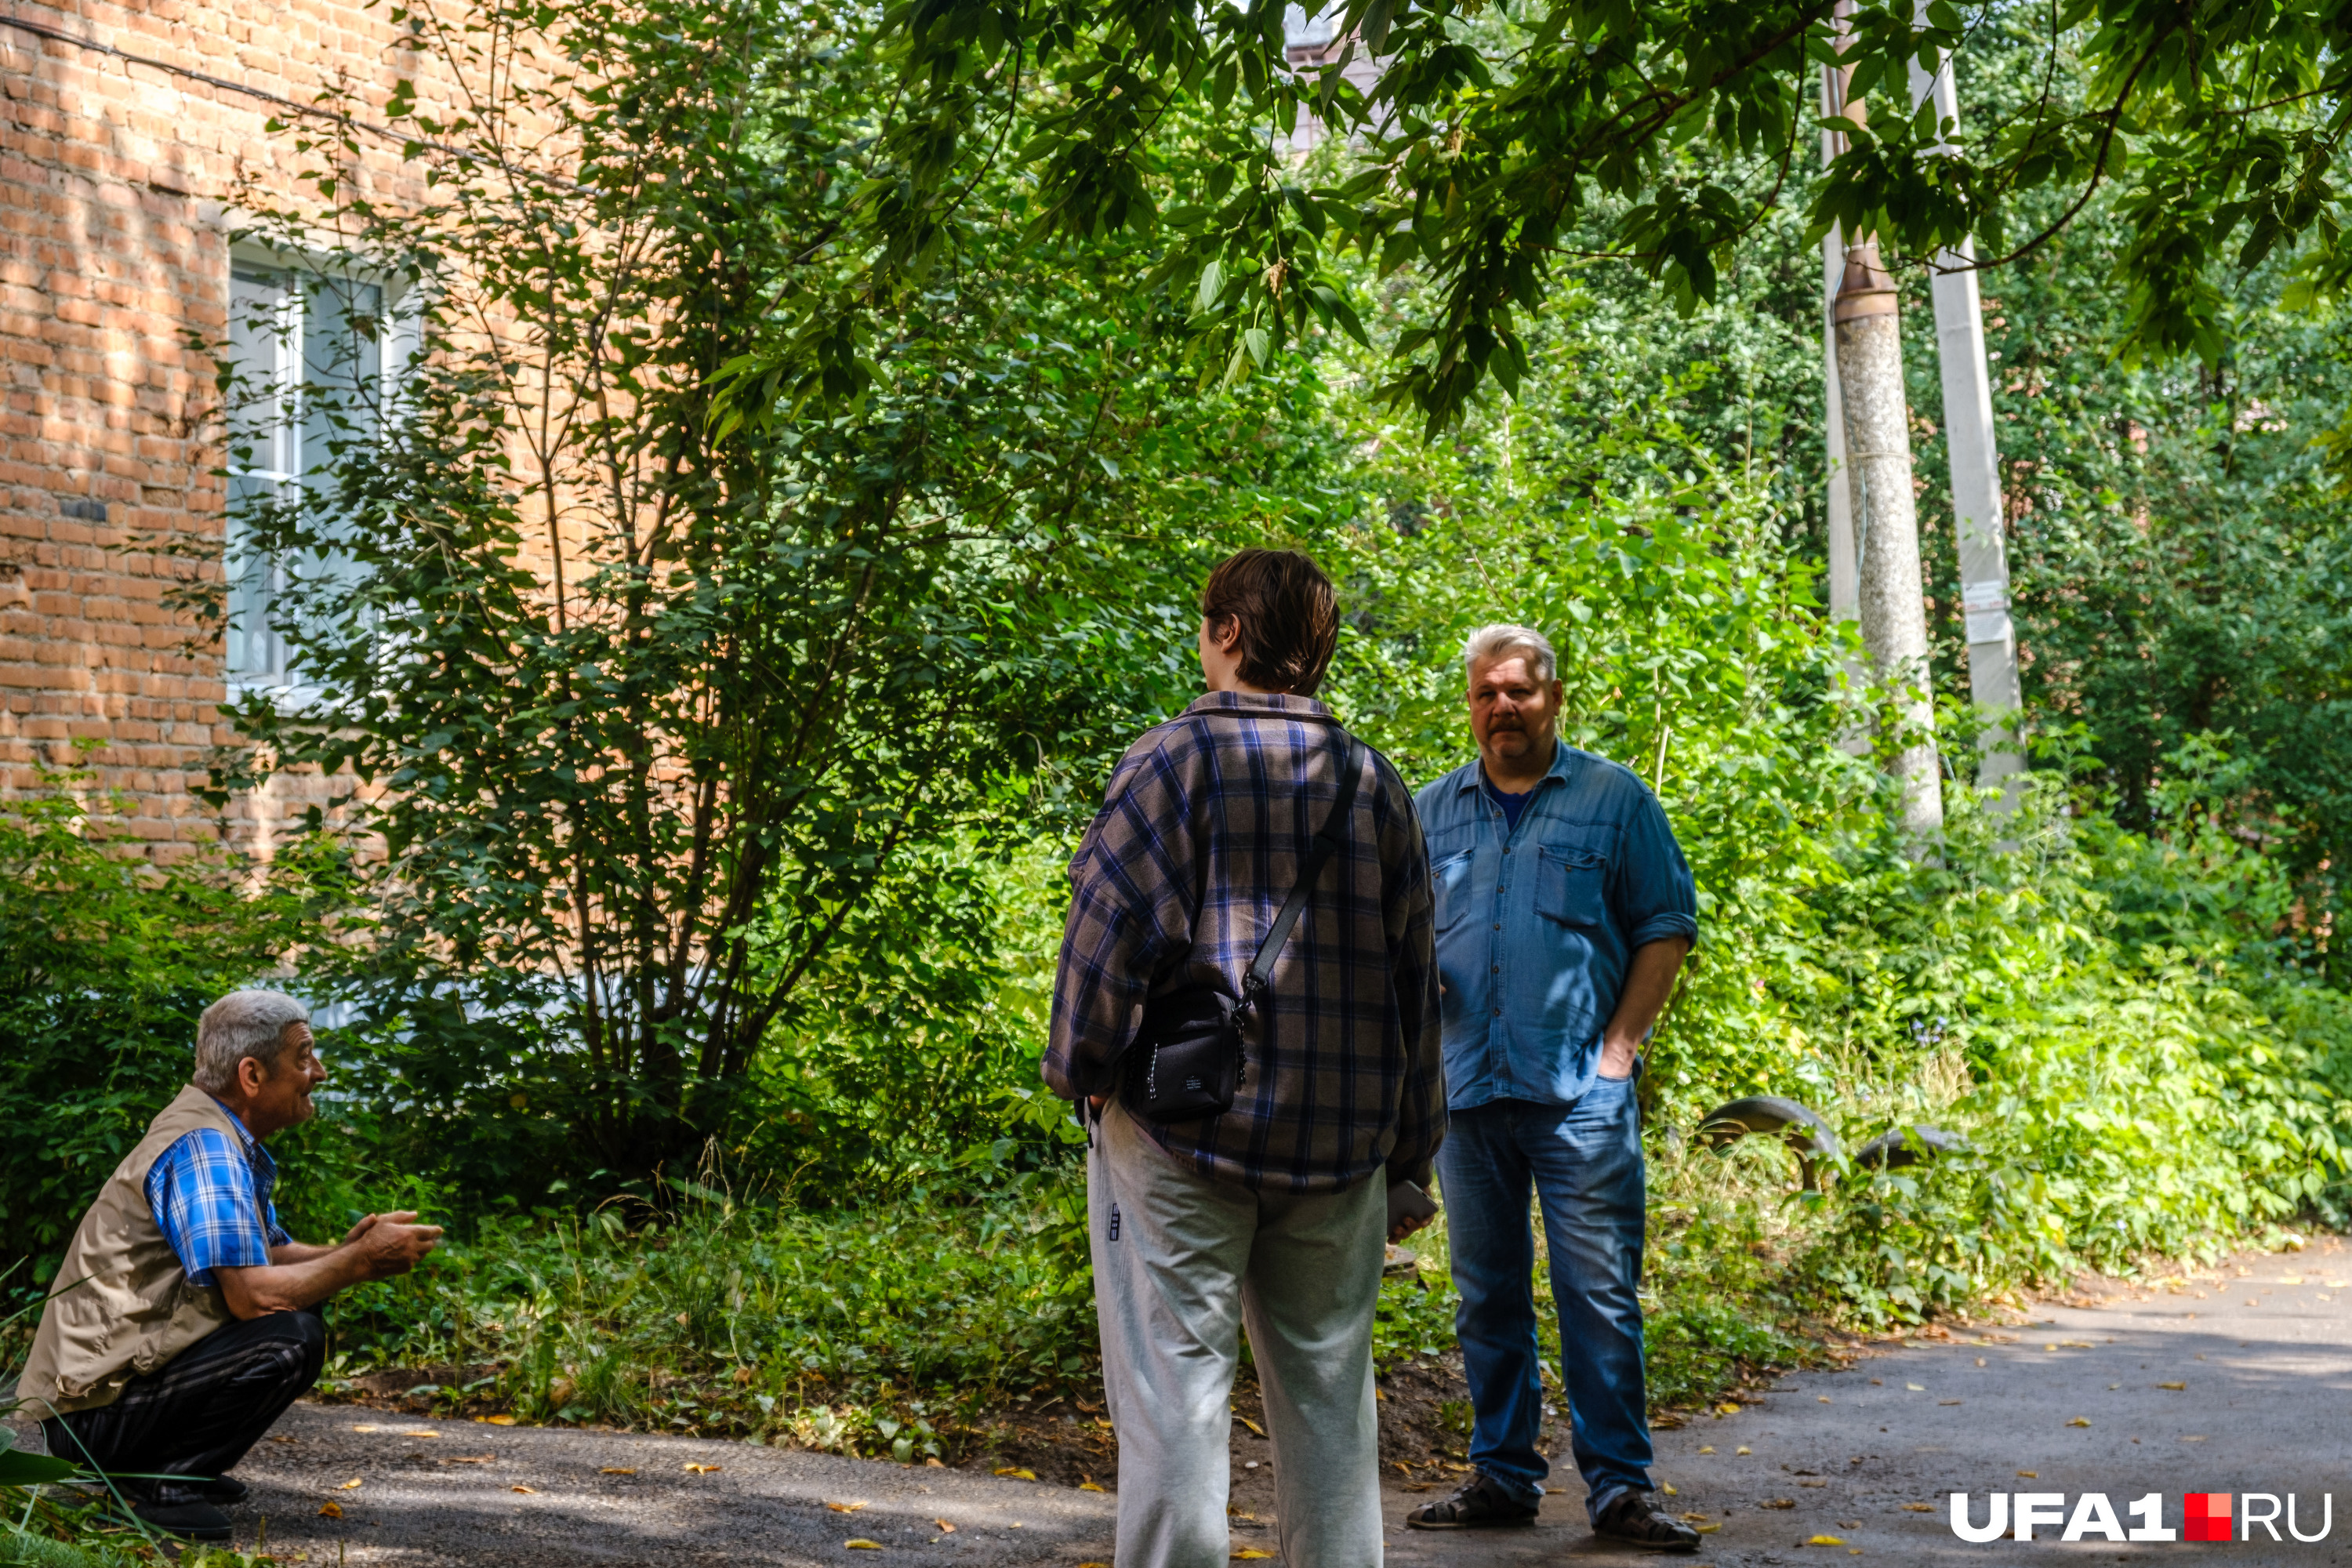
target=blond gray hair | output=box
[1463,623,1557,684]
[194,990,310,1093]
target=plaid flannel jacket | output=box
[1047,691,1446,1192]
[143,1106,289,1287]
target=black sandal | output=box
[1404,1471,1540,1529]
[1593,1490,1702,1552]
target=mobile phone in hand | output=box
[1388,1179,1437,1236]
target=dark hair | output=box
[1200,548,1340,696]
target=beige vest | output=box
[19,1086,252,1417]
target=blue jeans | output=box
[1438,1080,1650,1522]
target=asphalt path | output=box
[227,1403,1116,1565]
[171,1242,2352,1564]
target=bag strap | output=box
[1235,731,1366,1019]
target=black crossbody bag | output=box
[1120,733,1366,1124]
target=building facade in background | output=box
[0,0,436,855]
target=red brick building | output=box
[0,0,437,855]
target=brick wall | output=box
[0,0,451,856]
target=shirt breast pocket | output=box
[1432,848,1474,933]
[1535,844,1607,929]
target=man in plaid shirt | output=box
[27,992,441,1541]
[1050,549,1444,1568]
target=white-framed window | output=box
[222,260,400,693]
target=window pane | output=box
[227,471,284,681]
[300,278,382,482]
[222,266,387,689]
[227,269,294,477]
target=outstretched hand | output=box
[344,1210,445,1280]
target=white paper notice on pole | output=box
[1962,579,2012,646]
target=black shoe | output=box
[191,1475,248,1504]
[1404,1470,1541,1529]
[1593,1490,1701,1552]
[129,1499,234,1541]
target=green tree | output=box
[205,0,1352,1186]
[844,1,2352,434]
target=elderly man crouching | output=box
[19,991,441,1541]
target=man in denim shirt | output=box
[1406,624,1699,1552]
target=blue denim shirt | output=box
[1414,742,1698,1111]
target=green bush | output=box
[315,1166,1097,1446]
[0,767,344,1272]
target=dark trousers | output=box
[44,1308,325,1503]
[1439,1087,1652,1523]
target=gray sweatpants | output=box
[1088,1103,1388,1568]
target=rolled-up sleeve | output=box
[1613,787,1699,950]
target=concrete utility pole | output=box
[1824,19,1943,835]
[1908,40,2025,798]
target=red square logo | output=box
[2185,1493,2233,1543]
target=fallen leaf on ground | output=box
[1904,1504,1935,1512]
[510,1485,537,1494]
[442,1454,495,1465]
[2158,1381,2186,1390]
[1939,1399,1963,1406]
[350,1425,383,1433]
[1697,1446,1715,1455]
[1736,1446,1752,1456]
[2281,1276,2304,1284]
[1817,1396,1831,1404]
[1762,1498,1796,1509]
[317,1503,343,1519]
[269,1436,297,1445]
[826,1501,867,1513]
[1716,1403,1741,1415]
[1696,1523,1722,1534]
[994,1467,1036,1480]
[336,1479,363,1490]
[1681,1512,1712,1523]
[601,1468,636,1475]
[2067,1417,2092,1428]
[480,1415,516,1426]
[933,1520,956,1533]
[684,1463,722,1473]
[1232,1552,1275,1561]
[844,1541,882,1552]
[1079,1481,1105,1493]
[2017,1472,2038,1479]
[2181,1435,2208,1442]
[1799,1479,1827,1488]
[1974,1358,1987,1367]
[1806,1536,1846,1547]
[1905,1384,1924,1392]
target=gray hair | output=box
[1463,623,1558,684]
[194,990,311,1093]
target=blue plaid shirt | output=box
[143,1101,289,1287]
[1049,691,1446,1192]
